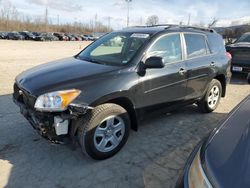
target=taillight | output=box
[226,52,232,59]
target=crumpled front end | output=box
[13,83,91,143]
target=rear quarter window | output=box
[184,33,208,58]
[207,34,226,54]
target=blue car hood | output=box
[204,95,250,188]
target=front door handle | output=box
[210,62,215,67]
[179,68,187,75]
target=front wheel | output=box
[77,103,130,160]
[198,79,222,113]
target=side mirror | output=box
[144,56,165,69]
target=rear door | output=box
[184,33,214,100]
[136,33,188,109]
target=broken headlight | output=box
[34,89,81,112]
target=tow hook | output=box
[39,125,46,136]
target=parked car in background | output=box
[32,32,44,41]
[176,94,250,188]
[92,32,107,40]
[0,31,7,39]
[87,35,95,41]
[72,34,82,41]
[83,35,90,41]
[34,36,45,41]
[38,33,59,41]
[65,34,76,41]
[7,31,24,40]
[32,32,40,37]
[80,35,89,41]
[226,32,250,74]
[53,32,68,41]
[13,25,231,160]
[19,31,36,40]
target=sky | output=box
[1,0,250,29]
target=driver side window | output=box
[147,34,182,63]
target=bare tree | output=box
[0,0,111,33]
[146,15,159,26]
[208,18,218,28]
[192,21,205,27]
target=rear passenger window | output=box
[207,34,226,54]
[148,34,182,63]
[185,34,207,58]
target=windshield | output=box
[77,32,150,66]
[236,34,250,43]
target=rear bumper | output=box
[231,62,250,73]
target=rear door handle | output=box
[179,68,187,75]
[210,62,215,67]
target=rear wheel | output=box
[77,103,130,160]
[198,79,222,113]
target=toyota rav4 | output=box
[13,25,231,160]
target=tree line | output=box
[0,1,111,34]
[220,25,250,39]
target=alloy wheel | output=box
[94,115,125,152]
[207,85,220,109]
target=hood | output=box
[203,95,250,188]
[227,42,250,48]
[16,57,121,96]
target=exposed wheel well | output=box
[214,74,226,97]
[107,97,138,131]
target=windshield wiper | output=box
[76,56,106,65]
[88,58,104,64]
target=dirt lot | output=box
[0,40,91,95]
[0,40,250,188]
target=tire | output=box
[77,103,130,160]
[247,73,250,84]
[198,79,222,113]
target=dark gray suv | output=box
[13,25,232,160]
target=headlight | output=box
[34,89,81,112]
[188,149,213,188]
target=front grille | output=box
[13,83,20,100]
[13,83,36,109]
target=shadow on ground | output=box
[230,73,249,85]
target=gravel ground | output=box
[0,40,249,188]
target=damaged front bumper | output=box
[13,90,92,144]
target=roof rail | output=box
[127,24,216,33]
[127,24,177,28]
[177,25,216,33]
[147,24,179,28]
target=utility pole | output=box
[125,0,132,27]
[140,17,143,25]
[45,7,48,31]
[187,13,191,25]
[94,13,98,32]
[57,14,59,25]
[107,16,111,29]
